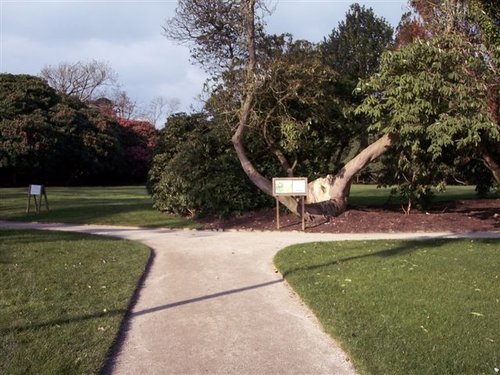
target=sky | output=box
[1,0,408,122]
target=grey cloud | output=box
[2,0,406,113]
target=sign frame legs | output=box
[301,196,305,231]
[275,197,305,231]
[27,185,49,214]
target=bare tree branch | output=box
[40,60,118,101]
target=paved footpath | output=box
[2,221,499,375]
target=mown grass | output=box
[0,229,151,375]
[348,184,491,207]
[0,185,488,228]
[275,239,500,375]
[0,186,199,228]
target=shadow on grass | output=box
[100,247,156,375]
[0,227,156,375]
[2,202,193,228]
[5,202,149,221]
[280,237,460,278]
[0,309,126,334]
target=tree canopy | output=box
[322,3,393,84]
[160,0,402,216]
[0,73,157,186]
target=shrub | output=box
[148,113,269,217]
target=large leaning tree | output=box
[162,1,385,216]
[164,0,498,217]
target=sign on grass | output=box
[29,184,42,195]
[272,177,308,196]
[27,184,49,213]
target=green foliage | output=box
[322,3,394,83]
[275,239,500,375]
[320,4,394,181]
[471,0,500,62]
[254,38,353,177]
[148,113,270,217]
[0,74,126,185]
[357,35,500,207]
[0,229,150,375]
[0,73,159,186]
[206,36,358,180]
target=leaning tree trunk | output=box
[232,0,299,215]
[306,133,397,216]
[482,148,500,184]
[232,1,396,218]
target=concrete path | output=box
[2,221,499,375]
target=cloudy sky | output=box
[1,0,407,120]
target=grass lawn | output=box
[0,185,489,228]
[275,239,500,375]
[0,229,150,375]
[348,184,492,207]
[0,186,199,228]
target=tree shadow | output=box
[0,309,126,335]
[130,279,283,318]
[6,202,149,221]
[280,236,467,277]
[0,247,157,366]
[100,247,156,375]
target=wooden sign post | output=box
[27,184,49,213]
[272,177,308,231]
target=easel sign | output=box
[27,184,49,213]
[272,177,308,231]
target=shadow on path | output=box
[100,247,156,375]
[131,279,283,318]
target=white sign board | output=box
[272,177,308,196]
[27,184,49,213]
[30,184,42,195]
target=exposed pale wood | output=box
[482,149,500,183]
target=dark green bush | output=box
[148,113,270,217]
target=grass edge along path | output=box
[0,229,151,375]
[274,239,500,375]
[0,186,199,229]
[0,185,494,228]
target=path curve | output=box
[2,221,499,375]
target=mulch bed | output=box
[199,199,500,233]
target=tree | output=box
[164,0,397,217]
[356,35,499,210]
[321,4,394,182]
[40,60,118,102]
[110,90,137,120]
[388,0,500,196]
[148,112,269,217]
[141,96,181,128]
[167,0,397,215]
[206,35,353,181]
[322,3,394,84]
[0,73,127,186]
[0,74,60,185]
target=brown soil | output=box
[199,199,500,233]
